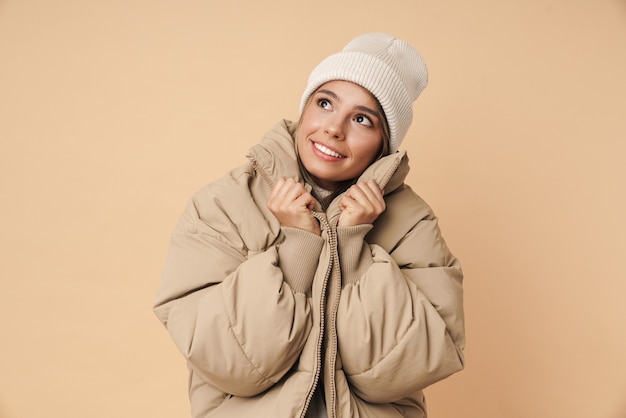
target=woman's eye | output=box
[317,98,332,110]
[355,115,373,127]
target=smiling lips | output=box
[313,141,346,159]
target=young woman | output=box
[154,32,465,418]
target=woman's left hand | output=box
[337,180,385,227]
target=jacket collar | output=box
[246,120,303,188]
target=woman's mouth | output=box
[313,142,346,159]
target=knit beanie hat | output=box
[299,33,428,153]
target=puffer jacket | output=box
[153,119,465,418]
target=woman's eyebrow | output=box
[316,89,338,99]
[355,105,380,119]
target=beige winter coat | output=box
[153,120,465,417]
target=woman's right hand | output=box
[268,177,321,235]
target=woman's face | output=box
[297,80,385,191]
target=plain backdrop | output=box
[1,1,625,417]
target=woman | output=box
[154,32,465,418]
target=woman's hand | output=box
[268,177,321,235]
[338,180,385,227]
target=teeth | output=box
[314,142,344,158]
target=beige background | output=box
[1,1,625,417]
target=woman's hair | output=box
[377,105,391,159]
[296,89,390,208]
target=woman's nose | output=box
[323,117,344,139]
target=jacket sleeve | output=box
[153,183,323,397]
[335,191,465,403]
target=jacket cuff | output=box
[277,227,324,294]
[336,224,374,286]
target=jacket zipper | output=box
[300,212,332,418]
[326,220,340,418]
